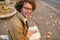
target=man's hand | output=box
[27,30,33,37]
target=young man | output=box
[9,0,36,40]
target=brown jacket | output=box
[0,12,29,40]
[8,13,28,40]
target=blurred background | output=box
[0,0,60,40]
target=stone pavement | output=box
[9,0,60,40]
[27,0,60,40]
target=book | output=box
[28,25,41,40]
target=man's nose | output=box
[28,9,32,13]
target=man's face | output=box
[21,2,32,18]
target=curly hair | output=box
[15,0,36,12]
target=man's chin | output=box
[25,16,30,18]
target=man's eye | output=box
[23,7,32,10]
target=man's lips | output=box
[26,13,31,16]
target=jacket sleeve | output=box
[8,15,25,40]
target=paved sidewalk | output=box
[28,0,60,40]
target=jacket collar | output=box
[16,11,27,24]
